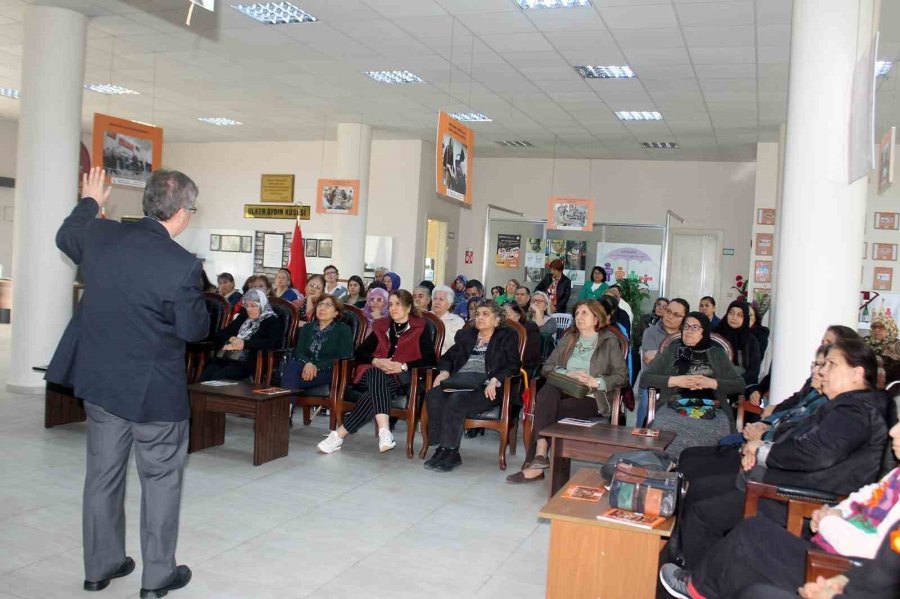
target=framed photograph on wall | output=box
[316,179,360,215]
[874,267,893,291]
[754,260,772,283]
[318,239,333,259]
[873,243,898,261]
[241,236,253,253]
[220,235,241,252]
[209,234,221,251]
[874,212,899,230]
[305,239,318,257]
[546,197,594,232]
[755,233,773,256]
[756,208,776,225]
[878,127,896,195]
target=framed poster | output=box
[92,113,163,189]
[209,234,221,251]
[547,197,593,232]
[756,208,776,225]
[316,178,360,215]
[755,233,774,256]
[241,236,253,253]
[878,127,896,195]
[495,234,521,268]
[318,239,332,259]
[525,238,545,268]
[874,212,899,230]
[260,174,295,203]
[305,239,318,257]
[262,233,285,268]
[873,243,898,261]
[436,112,474,205]
[220,235,241,252]
[596,242,662,290]
[754,260,772,283]
[874,267,893,291]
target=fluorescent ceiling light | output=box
[84,83,140,96]
[0,87,19,99]
[364,70,423,84]
[616,111,662,121]
[450,112,492,122]
[198,117,242,126]
[575,65,635,79]
[876,60,893,76]
[496,140,533,147]
[514,0,591,9]
[642,142,678,149]
[231,2,316,24]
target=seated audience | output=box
[362,287,389,336]
[699,295,720,328]
[217,272,242,307]
[660,408,900,599]
[454,279,484,318]
[867,313,900,361]
[465,296,482,325]
[529,291,557,335]
[273,268,299,301]
[231,274,271,315]
[418,280,435,293]
[345,275,367,308]
[503,302,541,372]
[431,285,465,355]
[382,271,400,292]
[367,267,387,293]
[601,295,633,383]
[748,304,770,359]
[535,259,572,314]
[578,266,610,301]
[639,312,745,460]
[296,274,325,322]
[451,274,468,310]
[201,270,217,292]
[714,299,762,388]
[634,297,668,348]
[200,289,282,382]
[514,285,531,310]
[323,265,348,299]
[669,338,888,570]
[282,294,354,393]
[490,286,503,300]
[413,285,432,313]
[317,290,435,454]
[507,300,628,484]
[634,298,689,427]
[423,300,521,472]
[603,285,632,333]
[497,279,520,305]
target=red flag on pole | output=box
[288,218,307,288]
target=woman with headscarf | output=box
[748,303,770,359]
[362,287,389,336]
[714,299,762,387]
[381,272,401,293]
[640,312,745,460]
[451,275,468,312]
[200,288,283,382]
[867,313,900,361]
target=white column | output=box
[769,0,877,401]
[8,6,87,393]
[331,123,372,278]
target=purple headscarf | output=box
[363,287,389,331]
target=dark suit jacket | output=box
[535,274,572,314]
[45,198,208,422]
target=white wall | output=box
[0,118,16,278]
[460,157,758,304]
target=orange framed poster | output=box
[756,208,776,225]
[754,260,772,283]
[755,233,773,256]
[874,267,893,291]
[873,243,898,261]
[92,113,163,188]
[436,112,473,205]
[547,197,594,232]
[874,212,899,230]
[316,178,360,215]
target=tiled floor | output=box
[0,325,549,598]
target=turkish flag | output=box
[288,219,307,289]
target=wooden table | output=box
[32,366,86,428]
[538,468,675,599]
[188,382,293,466]
[540,422,675,498]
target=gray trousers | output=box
[83,402,188,588]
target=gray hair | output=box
[414,285,432,297]
[142,169,198,221]
[432,284,454,303]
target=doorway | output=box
[424,219,448,285]
[667,231,722,308]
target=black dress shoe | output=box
[464,428,484,438]
[84,557,135,591]
[140,565,192,598]
[424,447,449,470]
[433,450,462,472]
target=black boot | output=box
[424,447,449,470]
[434,449,462,472]
[464,428,485,438]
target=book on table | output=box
[200,380,239,387]
[596,508,666,529]
[558,417,599,427]
[252,387,290,395]
[562,485,605,502]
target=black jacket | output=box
[535,274,572,314]
[46,198,209,422]
[438,325,521,384]
[838,520,900,598]
[762,389,888,495]
[214,313,284,368]
[521,320,542,372]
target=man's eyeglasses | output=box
[665,308,685,318]
[683,324,703,332]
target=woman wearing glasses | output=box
[639,312,745,460]
[528,291,556,335]
[634,298,690,427]
[296,274,325,323]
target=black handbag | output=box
[440,371,486,392]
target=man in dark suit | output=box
[46,167,208,598]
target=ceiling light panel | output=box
[496,140,533,147]
[231,2,317,25]
[642,142,678,149]
[514,0,592,9]
[0,87,19,99]
[363,70,423,84]
[84,83,139,96]
[876,60,893,77]
[198,117,243,126]
[574,65,635,79]
[450,112,492,122]
[615,111,662,121]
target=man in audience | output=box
[322,265,348,299]
[699,296,721,328]
[413,285,432,313]
[454,279,483,317]
[431,285,465,355]
[47,167,207,598]
[514,285,531,310]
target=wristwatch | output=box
[400,363,408,372]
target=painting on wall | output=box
[756,208,776,226]
[547,197,593,232]
[754,260,772,284]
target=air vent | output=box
[642,142,678,149]
[496,140,534,148]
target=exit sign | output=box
[723,248,735,255]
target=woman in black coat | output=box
[422,300,521,472]
[535,259,572,314]
[714,299,761,388]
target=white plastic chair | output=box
[550,312,573,339]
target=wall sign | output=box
[756,208,776,226]
[436,112,474,205]
[316,178,360,215]
[547,197,594,232]
[755,233,773,256]
[244,204,310,220]
[260,174,295,203]
[722,248,735,256]
[873,243,898,261]
[754,260,772,283]
[874,212,899,230]
[874,267,894,291]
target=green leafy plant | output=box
[615,275,650,332]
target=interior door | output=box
[425,219,448,285]
[667,231,721,308]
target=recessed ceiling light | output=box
[0,87,19,99]
[198,117,242,126]
[514,0,591,9]
[231,2,316,24]
[363,70,423,84]
[84,83,140,96]
[575,65,635,79]
[496,140,533,147]
[876,60,893,76]
[642,142,678,149]
[616,111,662,121]
[450,112,492,122]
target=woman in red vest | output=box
[317,289,435,454]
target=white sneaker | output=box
[378,427,396,453]
[317,431,343,454]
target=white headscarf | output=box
[237,288,276,340]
